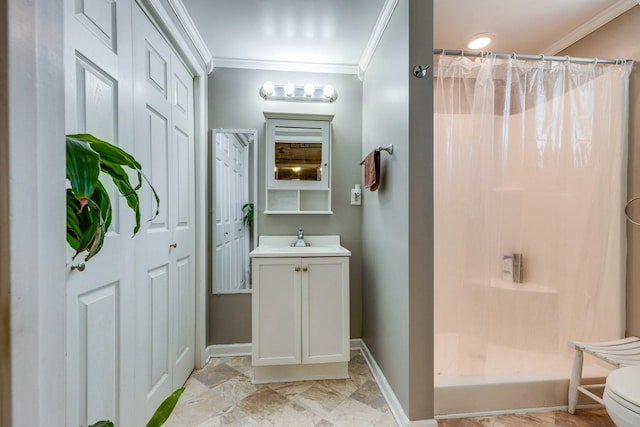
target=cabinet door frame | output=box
[301,257,350,364]
[252,257,302,366]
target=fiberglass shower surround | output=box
[433,52,632,380]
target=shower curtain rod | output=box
[434,49,631,65]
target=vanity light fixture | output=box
[304,83,315,97]
[283,82,295,96]
[262,81,275,95]
[467,32,494,50]
[259,81,338,102]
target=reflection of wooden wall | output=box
[275,165,321,181]
[275,142,322,163]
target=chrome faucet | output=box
[292,227,311,247]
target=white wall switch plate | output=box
[351,189,361,205]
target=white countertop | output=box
[250,235,351,258]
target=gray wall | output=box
[207,68,363,344]
[558,5,640,337]
[361,0,434,420]
[0,0,10,422]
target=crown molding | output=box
[357,0,399,81]
[542,0,637,55]
[212,57,359,75]
[166,0,214,73]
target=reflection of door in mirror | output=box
[212,129,257,294]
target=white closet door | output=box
[64,0,135,425]
[170,53,196,387]
[132,4,195,422]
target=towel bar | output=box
[360,144,394,165]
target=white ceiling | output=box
[181,0,386,73]
[434,0,637,55]
[181,0,638,74]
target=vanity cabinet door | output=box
[302,257,350,364]
[252,257,302,366]
[252,256,350,367]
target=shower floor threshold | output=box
[435,363,612,416]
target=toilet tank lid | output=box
[607,366,640,407]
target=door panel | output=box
[148,264,170,393]
[302,257,350,364]
[74,0,117,51]
[79,282,120,424]
[252,258,301,365]
[133,4,195,422]
[170,52,196,389]
[65,0,131,424]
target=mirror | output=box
[265,116,332,214]
[211,128,258,294]
[275,142,322,181]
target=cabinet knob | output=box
[170,243,177,248]
[295,266,301,272]
[302,267,308,272]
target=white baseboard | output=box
[205,343,252,362]
[357,339,438,427]
[206,339,362,361]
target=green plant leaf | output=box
[69,133,160,230]
[88,421,114,427]
[67,181,112,261]
[99,161,142,234]
[145,386,185,427]
[83,181,112,261]
[242,202,254,228]
[69,133,142,169]
[66,136,101,208]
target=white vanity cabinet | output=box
[250,236,350,383]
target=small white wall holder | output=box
[351,184,361,205]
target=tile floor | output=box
[166,352,616,426]
[165,350,397,426]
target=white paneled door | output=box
[64,0,135,425]
[133,4,196,424]
[214,132,249,292]
[65,1,197,426]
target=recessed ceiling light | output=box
[468,33,494,50]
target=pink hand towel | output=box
[364,150,380,191]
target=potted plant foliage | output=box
[66,133,159,262]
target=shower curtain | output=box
[434,53,632,377]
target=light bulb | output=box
[323,84,335,98]
[304,83,315,97]
[262,81,275,95]
[283,82,295,96]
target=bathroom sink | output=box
[250,235,351,258]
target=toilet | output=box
[604,366,640,427]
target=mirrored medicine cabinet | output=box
[264,113,333,214]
